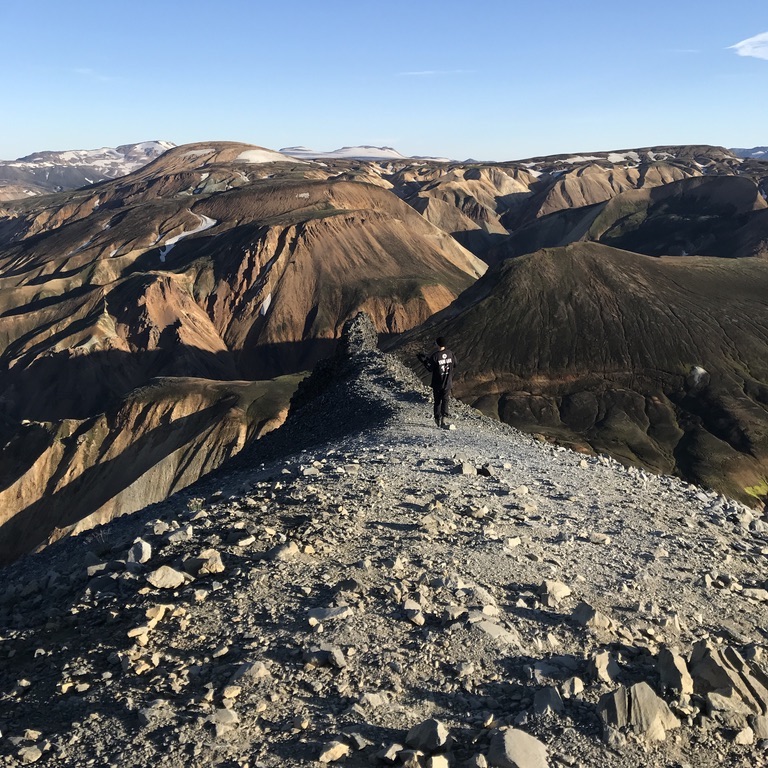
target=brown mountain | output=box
[3,138,765,558]
[377,145,767,262]
[0,141,485,561]
[393,242,768,505]
[493,174,768,261]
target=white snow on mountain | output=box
[158,213,217,262]
[561,151,642,165]
[609,151,641,163]
[564,155,602,163]
[237,148,303,164]
[0,141,176,199]
[280,145,409,161]
[6,141,175,173]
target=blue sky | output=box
[2,0,767,161]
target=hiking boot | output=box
[435,416,441,427]
[440,417,447,429]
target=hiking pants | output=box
[433,387,451,419]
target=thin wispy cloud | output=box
[729,31,768,60]
[397,69,475,77]
[73,67,113,82]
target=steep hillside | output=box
[0,374,303,565]
[393,243,768,504]
[376,145,768,262]
[493,175,768,261]
[0,315,766,767]
[0,142,485,561]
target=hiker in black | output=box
[417,337,457,428]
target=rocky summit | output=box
[1,314,767,767]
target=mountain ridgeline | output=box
[1,139,768,560]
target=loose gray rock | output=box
[572,601,612,630]
[405,718,450,753]
[267,541,301,561]
[533,686,564,714]
[540,580,572,607]
[561,675,584,699]
[197,548,225,575]
[318,740,351,763]
[588,650,620,683]
[487,728,549,768]
[308,606,353,624]
[127,539,152,564]
[598,682,679,742]
[18,746,43,765]
[658,647,693,695]
[146,566,186,590]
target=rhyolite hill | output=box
[0,142,484,563]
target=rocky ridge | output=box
[1,314,767,767]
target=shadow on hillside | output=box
[0,342,340,425]
[0,400,237,565]
[0,327,418,565]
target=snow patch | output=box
[646,151,675,162]
[260,292,272,316]
[296,192,310,199]
[565,155,601,163]
[281,145,408,161]
[237,148,296,164]
[689,366,709,386]
[158,213,217,262]
[607,151,641,163]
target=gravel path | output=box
[1,314,767,767]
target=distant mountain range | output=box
[279,145,453,162]
[731,146,768,159]
[0,141,175,200]
[2,140,766,201]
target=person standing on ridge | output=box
[417,337,457,428]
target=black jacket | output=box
[418,348,457,391]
